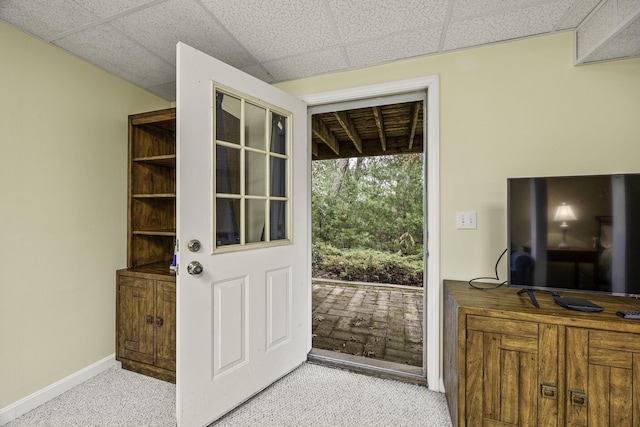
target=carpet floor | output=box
[7,363,452,427]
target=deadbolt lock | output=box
[188,239,201,252]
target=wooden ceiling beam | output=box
[312,116,339,155]
[408,102,421,150]
[333,111,362,153]
[372,106,386,152]
[312,141,318,157]
[313,136,423,160]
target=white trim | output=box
[301,75,442,393]
[0,354,117,426]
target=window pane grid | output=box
[213,87,291,251]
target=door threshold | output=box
[307,348,427,386]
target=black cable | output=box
[468,248,508,290]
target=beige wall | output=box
[0,23,170,407]
[277,31,640,283]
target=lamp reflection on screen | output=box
[554,202,577,248]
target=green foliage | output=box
[312,242,423,287]
[312,154,424,254]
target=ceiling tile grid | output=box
[345,27,443,68]
[261,46,350,82]
[73,0,162,19]
[0,0,100,41]
[326,0,449,44]
[1,0,636,102]
[443,0,578,51]
[108,0,253,68]
[53,24,175,88]
[199,0,339,62]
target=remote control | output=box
[616,311,640,319]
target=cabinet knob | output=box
[187,261,203,275]
[146,315,154,325]
[155,317,164,327]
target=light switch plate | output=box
[456,211,477,229]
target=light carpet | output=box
[7,363,452,427]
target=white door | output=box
[176,42,309,427]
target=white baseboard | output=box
[0,354,117,426]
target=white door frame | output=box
[300,75,442,392]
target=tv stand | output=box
[517,288,540,308]
[444,280,640,426]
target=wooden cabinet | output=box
[444,280,640,427]
[116,268,176,382]
[116,108,177,382]
[566,328,640,426]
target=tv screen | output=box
[508,173,640,297]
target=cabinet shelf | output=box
[133,154,176,167]
[132,193,176,199]
[132,229,176,236]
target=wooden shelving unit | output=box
[117,108,177,382]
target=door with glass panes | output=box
[176,42,309,427]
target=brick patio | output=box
[311,280,424,367]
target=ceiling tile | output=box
[262,47,349,81]
[555,0,601,30]
[327,0,448,44]
[109,0,253,68]
[71,0,160,19]
[584,15,640,62]
[240,64,277,84]
[443,1,575,51]
[450,0,557,21]
[145,80,176,100]
[0,0,99,41]
[345,27,442,68]
[53,24,175,88]
[200,0,339,62]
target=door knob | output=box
[187,261,203,275]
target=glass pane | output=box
[270,157,287,197]
[245,103,266,150]
[216,198,240,246]
[216,91,241,145]
[216,146,240,195]
[270,113,287,155]
[246,199,266,244]
[246,151,266,196]
[270,200,287,241]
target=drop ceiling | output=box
[1,0,638,102]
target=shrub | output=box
[312,242,423,287]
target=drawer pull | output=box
[571,390,587,407]
[541,383,557,399]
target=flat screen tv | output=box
[508,173,640,298]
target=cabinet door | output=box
[465,315,559,426]
[567,328,640,426]
[117,275,155,365]
[155,280,176,371]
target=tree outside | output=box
[311,154,424,287]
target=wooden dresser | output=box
[444,280,640,426]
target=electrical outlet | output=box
[456,211,477,230]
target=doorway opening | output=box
[307,94,426,381]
